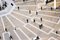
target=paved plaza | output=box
[0,0,60,40]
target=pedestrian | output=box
[0,6,1,11]
[26,19,28,23]
[5,4,7,7]
[46,0,48,5]
[5,28,8,32]
[32,36,40,40]
[51,7,53,10]
[10,35,13,40]
[35,36,40,40]
[2,6,4,10]
[5,1,7,5]
[11,3,13,6]
[36,36,39,39]
[56,31,58,34]
[18,6,19,10]
[39,25,42,29]
[29,10,31,14]
[33,19,35,23]
[40,17,42,22]
[41,7,42,10]
[36,11,38,15]
[15,27,16,30]
[5,1,7,7]
[40,24,43,27]
[39,24,43,29]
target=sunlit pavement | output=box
[0,0,60,40]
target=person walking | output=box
[40,17,42,22]
[29,10,31,14]
[41,7,42,10]
[56,31,58,34]
[9,35,13,40]
[51,7,53,10]
[33,19,35,23]
[5,28,8,32]
[26,19,28,23]
[39,24,43,29]
[11,3,13,6]
[36,11,38,15]
[18,6,19,10]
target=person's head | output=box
[5,28,7,31]
[41,24,43,26]
[36,36,39,39]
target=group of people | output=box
[0,1,7,11]
[26,10,43,30]
[25,9,59,40]
[24,10,43,40]
[0,0,14,11]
